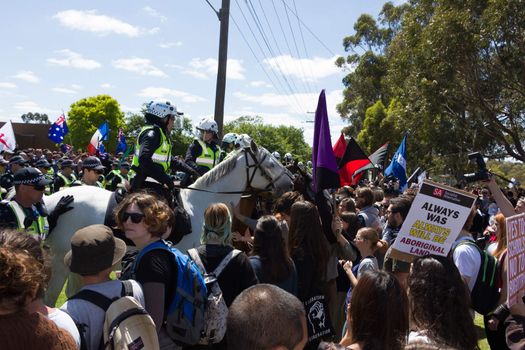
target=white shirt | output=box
[452,237,481,292]
[48,308,81,349]
[60,280,144,350]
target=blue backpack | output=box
[132,240,207,346]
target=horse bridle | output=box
[243,147,293,194]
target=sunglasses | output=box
[122,212,145,224]
[30,184,46,191]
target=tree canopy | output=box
[337,0,525,177]
[67,95,125,153]
[224,116,312,162]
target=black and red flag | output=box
[338,138,372,186]
[352,142,390,182]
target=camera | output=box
[462,152,491,183]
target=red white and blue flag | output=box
[87,121,109,155]
[48,114,69,144]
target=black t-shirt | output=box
[134,248,177,316]
[195,244,258,307]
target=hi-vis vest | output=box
[57,172,76,188]
[132,126,171,173]
[195,139,221,170]
[4,200,49,240]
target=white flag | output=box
[0,121,16,152]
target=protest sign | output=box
[388,180,477,263]
[506,213,525,307]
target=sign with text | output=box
[506,213,525,307]
[389,180,477,263]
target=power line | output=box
[281,0,315,94]
[291,0,317,93]
[231,0,304,113]
[244,0,304,109]
[280,0,337,57]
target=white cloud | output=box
[148,27,160,35]
[249,80,272,88]
[121,104,141,113]
[264,55,341,82]
[71,84,82,90]
[113,58,167,77]
[54,10,140,37]
[143,6,167,22]
[47,49,101,70]
[14,101,43,111]
[159,41,182,49]
[52,87,77,94]
[100,83,113,89]
[0,82,17,89]
[138,87,206,103]
[184,58,246,80]
[13,71,40,83]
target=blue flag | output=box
[116,128,127,154]
[384,133,408,190]
[312,90,340,192]
[48,114,69,144]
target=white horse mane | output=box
[193,148,242,188]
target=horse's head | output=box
[243,140,294,197]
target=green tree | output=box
[224,116,312,162]
[337,0,525,177]
[67,95,125,153]
[20,112,50,124]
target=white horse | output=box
[44,141,293,305]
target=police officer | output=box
[106,162,131,191]
[185,117,222,175]
[220,132,238,161]
[131,99,198,204]
[71,156,105,187]
[35,158,54,195]
[54,159,77,192]
[1,155,28,199]
[0,167,73,239]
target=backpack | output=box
[68,281,158,350]
[132,240,207,346]
[452,240,500,315]
[188,248,241,345]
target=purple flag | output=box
[312,90,340,192]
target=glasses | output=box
[29,184,46,192]
[122,212,145,224]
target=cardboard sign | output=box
[388,180,477,263]
[506,213,525,307]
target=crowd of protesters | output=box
[1,138,525,349]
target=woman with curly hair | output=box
[114,192,176,348]
[250,215,297,295]
[407,255,478,350]
[0,229,80,347]
[0,247,77,349]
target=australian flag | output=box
[116,128,127,154]
[48,114,69,144]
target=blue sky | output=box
[0,0,392,146]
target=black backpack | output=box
[452,240,500,315]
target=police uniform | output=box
[71,156,105,188]
[54,159,77,192]
[0,168,52,239]
[185,138,221,175]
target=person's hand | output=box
[510,296,525,317]
[53,195,74,216]
[232,231,243,242]
[487,316,499,331]
[331,216,343,236]
[341,260,352,272]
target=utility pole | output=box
[214,0,230,138]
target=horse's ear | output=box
[250,139,258,153]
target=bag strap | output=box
[188,248,206,274]
[213,249,241,277]
[121,280,134,297]
[68,289,113,312]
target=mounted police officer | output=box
[185,117,222,175]
[131,99,198,200]
[0,167,73,239]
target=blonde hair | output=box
[201,203,232,245]
[114,192,174,237]
[357,227,381,252]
